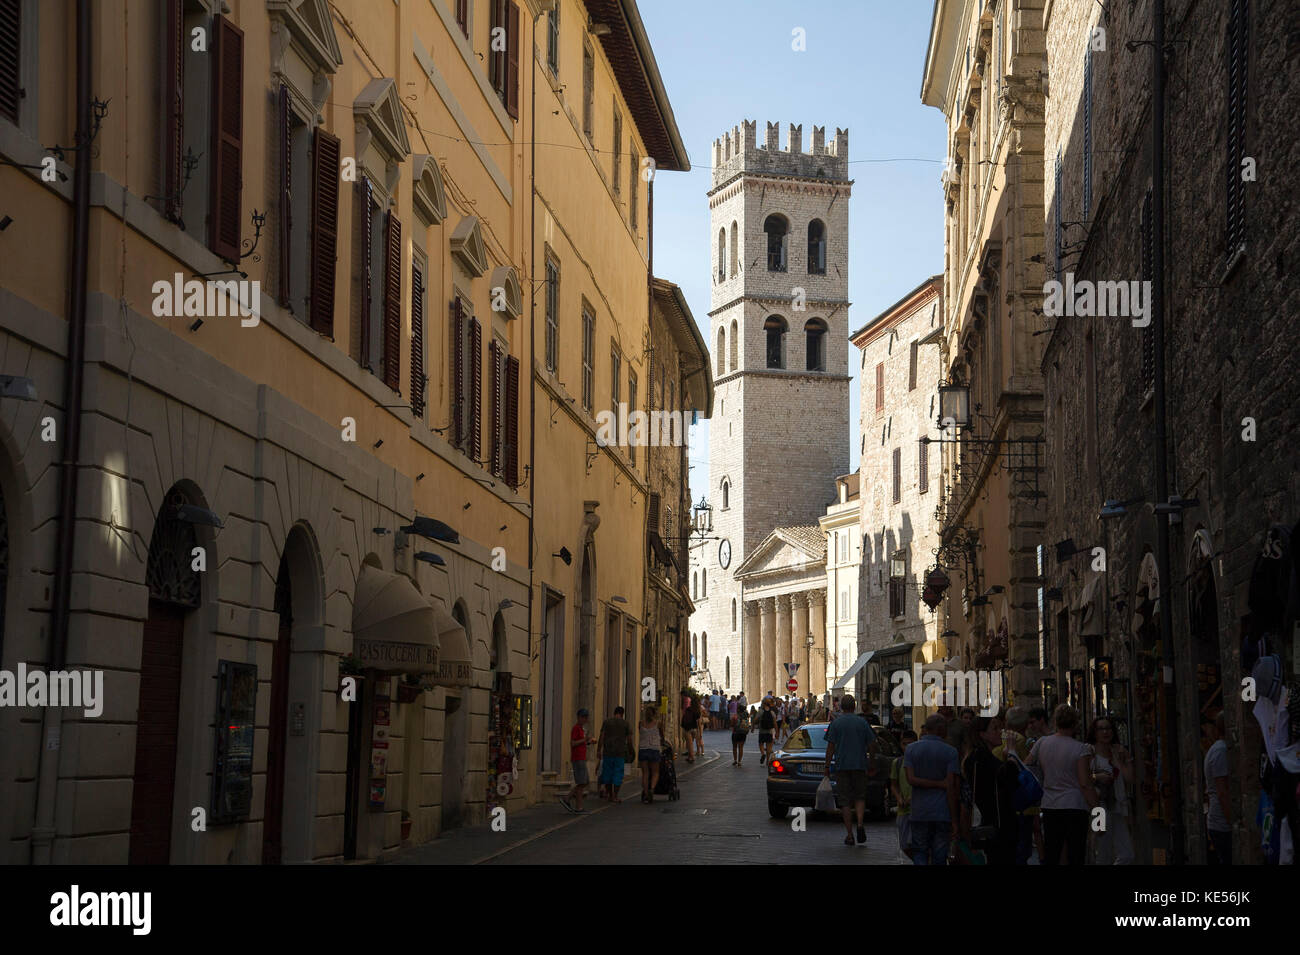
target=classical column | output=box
[797,592,813,696]
[759,597,776,699]
[743,600,761,699]
[809,588,827,696]
[775,595,791,692]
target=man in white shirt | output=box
[1203,711,1232,864]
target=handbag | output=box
[1008,752,1044,812]
[814,776,836,812]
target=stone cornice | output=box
[707,171,853,201]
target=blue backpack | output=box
[1008,754,1043,811]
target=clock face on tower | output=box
[718,538,732,570]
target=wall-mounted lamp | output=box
[415,551,446,567]
[0,375,38,401]
[611,595,628,604]
[554,547,572,565]
[400,517,460,544]
[498,599,514,611]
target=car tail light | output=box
[771,759,786,774]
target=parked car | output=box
[766,720,897,819]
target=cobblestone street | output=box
[387,730,903,865]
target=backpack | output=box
[1007,753,1043,812]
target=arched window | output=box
[805,318,827,372]
[702,567,707,596]
[807,219,826,274]
[721,479,730,509]
[717,228,726,282]
[692,571,698,599]
[725,656,731,687]
[701,633,708,669]
[764,315,788,369]
[764,214,789,272]
[729,319,738,371]
[731,598,737,632]
[692,633,698,664]
[729,221,739,276]
[716,327,725,377]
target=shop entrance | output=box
[263,559,293,864]
[441,692,467,830]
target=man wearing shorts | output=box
[560,708,594,813]
[596,706,631,803]
[757,698,777,764]
[823,694,877,846]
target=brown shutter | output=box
[209,16,244,261]
[278,84,292,307]
[308,128,340,336]
[648,492,661,535]
[162,0,184,220]
[410,262,425,417]
[469,316,483,462]
[1140,189,1154,391]
[919,440,929,493]
[0,0,19,123]
[489,340,503,476]
[506,1,520,120]
[875,362,884,412]
[451,300,466,448]
[505,355,519,487]
[455,0,468,36]
[357,179,372,369]
[892,447,901,503]
[383,211,402,391]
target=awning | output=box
[430,602,472,687]
[832,651,875,690]
[353,565,440,674]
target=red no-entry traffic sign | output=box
[786,678,798,692]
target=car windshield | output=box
[783,726,828,751]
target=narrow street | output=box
[483,730,901,865]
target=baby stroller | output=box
[654,741,681,801]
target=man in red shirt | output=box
[560,708,594,813]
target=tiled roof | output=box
[776,525,826,558]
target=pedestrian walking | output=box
[1203,711,1232,864]
[960,716,1017,865]
[731,705,750,765]
[682,695,700,762]
[891,729,918,862]
[823,694,877,846]
[756,698,777,764]
[903,714,961,865]
[596,705,632,804]
[1086,716,1134,864]
[1027,704,1099,865]
[560,708,594,813]
[728,695,739,724]
[637,705,663,803]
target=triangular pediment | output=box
[269,0,343,73]
[734,527,825,579]
[451,217,488,277]
[354,77,411,164]
[412,154,447,225]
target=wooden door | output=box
[262,620,291,863]
[129,601,185,864]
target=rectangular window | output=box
[630,149,639,231]
[381,210,402,392]
[875,362,884,412]
[449,301,482,461]
[545,258,559,372]
[919,439,929,494]
[892,447,901,503]
[209,15,244,262]
[582,43,593,139]
[489,0,520,119]
[547,2,560,75]
[628,370,638,466]
[504,354,520,486]
[581,307,594,412]
[612,105,622,195]
[410,256,427,417]
[455,0,469,37]
[1225,0,1249,258]
[908,341,918,391]
[889,576,904,620]
[610,347,621,426]
[0,0,21,122]
[307,128,340,336]
[490,339,507,477]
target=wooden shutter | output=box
[489,339,503,476]
[209,16,244,262]
[908,341,918,391]
[0,0,19,123]
[278,84,292,306]
[919,440,929,493]
[162,0,184,220]
[647,492,660,536]
[382,211,402,391]
[506,2,520,120]
[489,0,502,93]
[892,447,901,503]
[308,129,340,336]
[410,262,425,416]
[505,355,520,487]
[875,362,884,411]
[357,179,372,369]
[451,299,465,448]
[455,0,469,37]
[469,316,483,461]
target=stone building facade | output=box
[0,0,690,864]
[851,277,945,722]
[922,0,1049,708]
[1041,0,1300,864]
[821,473,861,698]
[689,120,852,700]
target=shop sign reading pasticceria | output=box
[355,638,439,674]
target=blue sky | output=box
[639,0,946,502]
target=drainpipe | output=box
[32,0,93,865]
[1150,0,1186,866]
[527,7,540,796]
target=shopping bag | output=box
[815,775,836,812]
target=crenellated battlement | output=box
[711,120,849,187]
